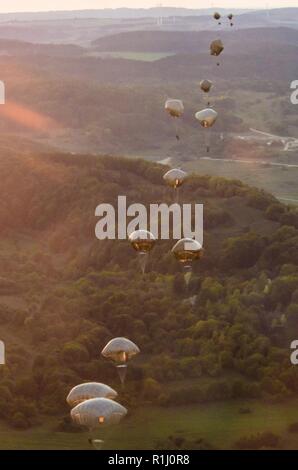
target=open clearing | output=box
[2,399,298,450]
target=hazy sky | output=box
[0,1,297,13]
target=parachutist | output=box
[176,134,180,141]
[172,239,203,284]
[165,99,184,142]
[163,168,187,190]
[102,337,140,384]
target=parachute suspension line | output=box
[138,252,148,275]
[207,86,212,108]
[183,264,192,287]
[203,92,209,108]
[205,126,212,153]
[174,185,180,204]
[174,118,180,141]
[116,364,128,386]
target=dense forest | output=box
[0,148,298,433]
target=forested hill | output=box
[92,27,298,52]
[0,149,298,430]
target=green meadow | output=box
[1,400,298,450]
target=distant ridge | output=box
[0,7,252,22]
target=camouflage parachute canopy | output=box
[200,79,213,93]
[210,39,224,57]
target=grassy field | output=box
[2,400,298,450]
[184,158,298,204]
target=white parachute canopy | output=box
[195,108,218,128]
[71,398,127,429]
[165,99,184,118]
[163,169,187,189]
[101,337,140,364]
[67,382,118,408]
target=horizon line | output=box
[0,6,293,15]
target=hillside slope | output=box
[0,148,298,439]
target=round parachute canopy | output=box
[195,108,218,128]
[210,39,224,57]
[101,337,140,364]
[129,230,156,254]
[71,398,127,429]
[200,79,213,93]
[172,238,203,265]
[213,12,221,20]
[163,168,187,189]
[67,383,118,408]
[165,99,184,118]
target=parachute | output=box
[163,168,187,202]
[101,337,140,384]
[172,238,203,267]
[213,12,221,24]
[129,229,156,255]
[129,229,156,273]
[165,99,184,118]
[195,108,218,152]
[163,168,187,189]
[195,108,218,129]
[172,238,203,285]
[200,79,213,107]
[71,397,127,429]
[67,383,117,408]
[210,39,224,57]
[102,337,140,363]
[200,79,213,94]
[165,99,184,140]
[210,39,224,66]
